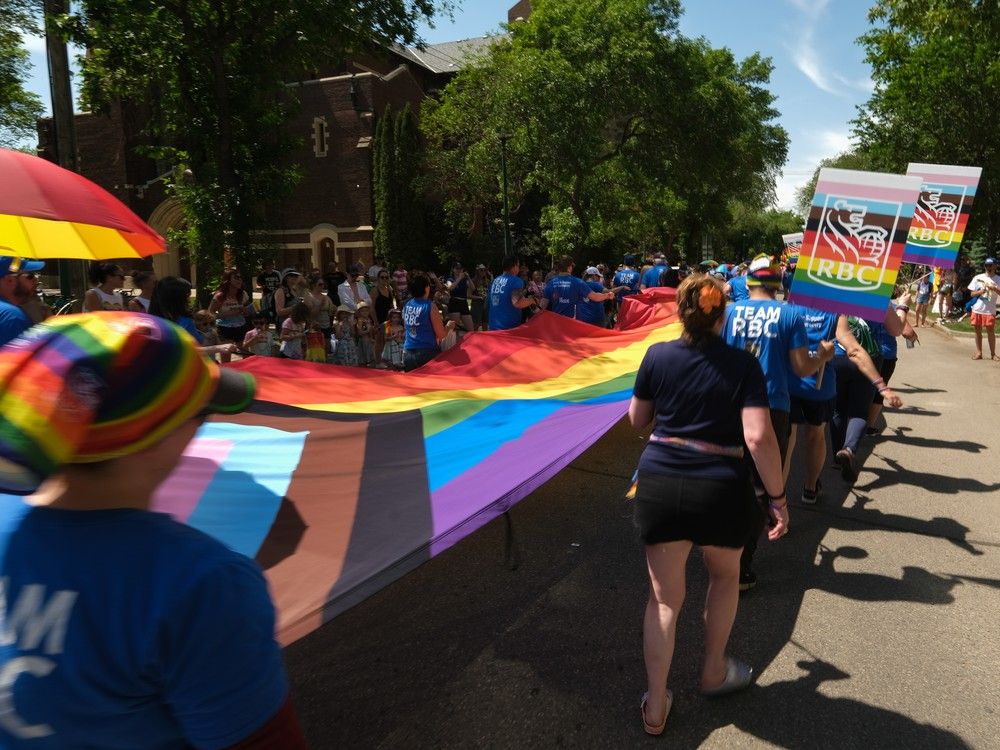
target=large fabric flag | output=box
[903,163,982,269]
[147,292,679,645]
[791,168,922,319]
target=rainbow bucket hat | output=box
[0,312,255,494]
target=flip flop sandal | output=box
[640,689,672,736]
[702,657,754,698]
[972,353,983,360]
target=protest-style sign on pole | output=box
[791,168,922,320]
[903,163,983,269]
[782,232,803,259]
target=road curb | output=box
[929,322,975,339]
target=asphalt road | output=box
[285,325,999,749]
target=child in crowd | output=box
[333,305,360,366]
[355,301,376,366]
[242,313,276,357]
[305,327,327,363]
[279,302,309,360]
[382,309,405,369]
[194,310,221,357]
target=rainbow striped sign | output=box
[903,163,982,269]
[791,168,922,319]
[782,232,803,262]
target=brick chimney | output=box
[508,0,531,23]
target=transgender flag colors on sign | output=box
[791,168,922,319]
[903,163,982,269]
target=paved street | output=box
[285,326,999,749]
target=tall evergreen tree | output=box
[393,103,426,263]
[373,104,395,261]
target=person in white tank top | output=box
[128,269,157,313]
[84,263,125,312]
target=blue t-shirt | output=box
[0,501,287,749]
[176,315,203,345]
[488,273,525,331]
[577,281,607,325]
[641,264,668,289]
[403,297,437,350]
[633,337,769,480]
[871,306,898,361]
[787,304,839,402]
[728,275,749,302]
[0,300,32,348]
[723,299,809,412]
[612,268,640,300]
[543,274,593,319]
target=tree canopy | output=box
[0,2,44,148]
[855,0,1000,248]
[73,0,448,277]
[420,0,788,259]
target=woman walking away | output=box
[627,275,787,736]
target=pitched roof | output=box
[395,35,501,75]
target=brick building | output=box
[36,4,533,282]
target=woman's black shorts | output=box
[633,470,756,548]
[447,298,470,315]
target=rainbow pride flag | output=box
[903,163,982,269]
[149,293,679,644]
[791,168,922,319]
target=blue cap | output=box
[0,257,45,277]
[986,257,997,266]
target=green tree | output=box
[73,0,448,278]
[794,148,875,216]
[420,0,787,259]
[855,0,1000,248]
[393,103,426,264]
[0,4,44,147]
[373,104,395,262]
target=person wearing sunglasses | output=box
[0,256,46,346]
[83,262,125,312]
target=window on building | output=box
[312,117,329,158]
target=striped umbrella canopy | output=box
[0,148,165,260]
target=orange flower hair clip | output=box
[698,283,723,314]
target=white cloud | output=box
[786,0,865,97]
[817,129,852,155]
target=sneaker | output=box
[865,426,879,436]
[801,479,821,505]
[739,571,757,592]
[835,448,858,484]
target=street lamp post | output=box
[498,133,512,258]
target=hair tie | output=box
[698,283,722,314]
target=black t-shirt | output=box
[256,271,280,310]
[633,336,769,480]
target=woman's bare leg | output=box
[700,545,743,690]
[642,541,691,721]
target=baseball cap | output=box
[0,312,255,495]
[584,266,601,277]
[985,257,997,266]
[0,257,45,277]
[699,259,719,269]
[280,268,301,282]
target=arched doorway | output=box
[148,198,195,285]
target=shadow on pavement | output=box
[284,419,971,748]
[873,425,988,454]
[855,455,1000,494]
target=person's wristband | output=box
[896,305,910,312]
[872,377,885,388]
[769,497,788,509]
[878,386,891,394]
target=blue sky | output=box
[19,0,875,210]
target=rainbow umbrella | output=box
[0,148,165,260]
